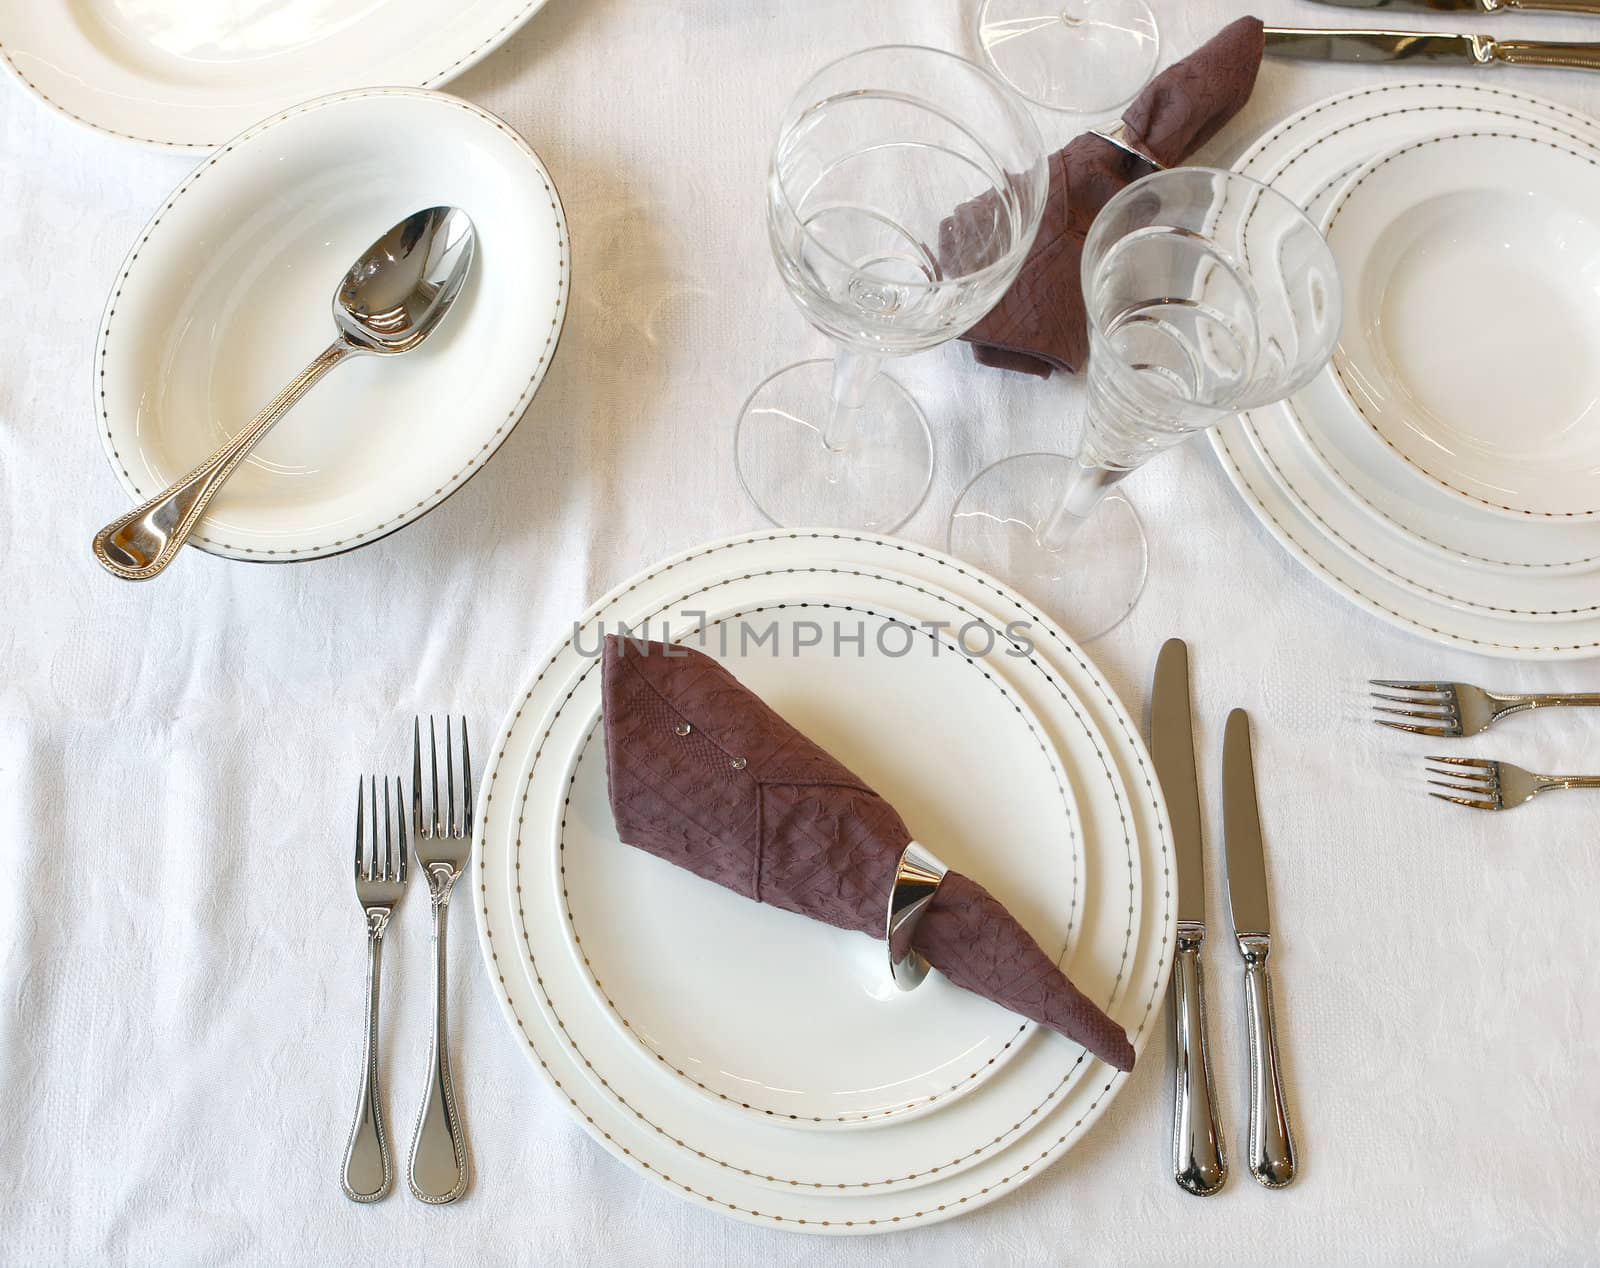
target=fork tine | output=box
[412,716,424,835]
[1429,778,1492,795]
[368,775,378,881]
[446,716,457,838]
[1426,755,1493,768]
[1375,719,1457,737]
[1373,705,1454,722]
[1370,691,1449,707]
[395,777,407,884]
[355,777,365,881]
[383,776,393,881]
[1429,792,1497,810]
[1371,679,1452,691]
[1427,766,1491,782]
[462,718,473,838]
[430,716,442,838]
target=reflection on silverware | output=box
[91,205,476,580]
[1264,26,1600,70]
[407,716,473,1205]
[1372,680,1600,737]
[342,776,408,1204]
[1151,639,1228,1197]
[1426,756,1600,810]
[1221,710,1297,1190]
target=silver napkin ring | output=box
[886,841,949,992]
[1090,120,1165,177]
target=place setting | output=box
[12,0,1600,1255]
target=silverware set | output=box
[1152,640,1297,1196]
[341,716,473,1204]
[1371,680,1600,811]
[1267,0,1600,74]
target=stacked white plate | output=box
[475,530,1176,1232]
[0,1,554,150]
[1212,82,1600,660]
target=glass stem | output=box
[822,348,882,483]
[1038,456,1123,554]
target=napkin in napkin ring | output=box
[886,841,948,991]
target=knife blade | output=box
[1264,26,1600,70]
[1221,709,1297,1189]
[1307,0,1600,15]
[1150,639,1227,1197]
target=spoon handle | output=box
[92,339,353,580]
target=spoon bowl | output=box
[336,206,476,354]
[93,205,477,580]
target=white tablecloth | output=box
[5,1,1600,1262]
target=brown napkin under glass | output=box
[600,635,1135,1073]
[945,16,1265,378]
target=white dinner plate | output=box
[0,0,553,151]
[475,531,1175,1232]
[96,88,568,564]
[1212,82,1600,658]
[502,575,1143,1196]
[560,604,1084,1130]
[1327,131,1600,521]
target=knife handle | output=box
[1171,924,1227,1196]
[1239,934,1296,1189]
[1491,38,1600,71]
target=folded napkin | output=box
[943,16,1265,377]
[600,635,1135,1072]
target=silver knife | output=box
[1265,26,1600,70]
[1221,709,1297,1189]
[1150,640,1227,1197]
[1308,0,1600,14]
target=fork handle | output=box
[1545,774,1600,791]
[1498,692,1600,711]
[409,884,469,1203]
[342,922,391,1202]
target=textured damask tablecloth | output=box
[3,1,1600,1263]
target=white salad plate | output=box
[0,0,552,150]
[95,88,568,564]
[1327,131,1600,522]
[1212,82,1600,659]
[475,530,1175,1232]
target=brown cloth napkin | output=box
[600,635,1135,1072]
[944,16,1265,378]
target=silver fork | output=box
[1371,680,1600,738]
[342,776,407,1203]
[408,717,472,1204]
[1427,756,1600,811]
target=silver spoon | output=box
[92,205,477,580]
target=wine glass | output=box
[949,167,1343,640]
[736,45,1047,533]
[976,0,1160,115]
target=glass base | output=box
[948,452,1147,642]
[735,358,933,532]
[976,0,1159,115]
